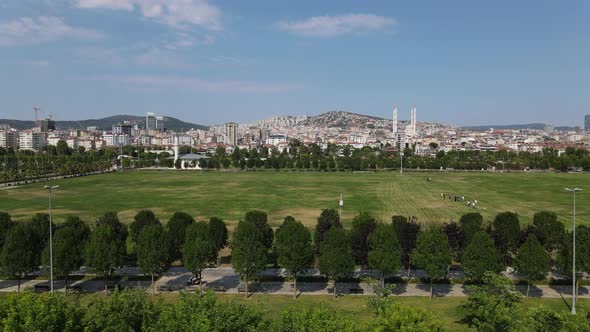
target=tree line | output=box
[4,141,589,183]
[1,208,588,300]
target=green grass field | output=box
[1,170,589,228]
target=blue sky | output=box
[0,0,588,126]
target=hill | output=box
[0,115,208,131]
[298,111,390,129]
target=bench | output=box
[349,287,364,295]
[34,285,50,293]
[212,285,226,292]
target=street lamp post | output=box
[565,187,581,315]
[44,185,59,293]
[400,152,404,174]
[338,193,343,220]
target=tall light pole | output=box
[44,185,59,293]
[565,187,581,315]
[338,193,343,220]
[400,152,404,174]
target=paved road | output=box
[1,267,588,299]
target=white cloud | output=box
[0,16,105,46]
[277,14,397,37]
[102,75,295,93]
[74,0,221,30]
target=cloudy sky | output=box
[0,0,588,126]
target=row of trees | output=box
[194,144,590,172]
[229,208,589,300]
[1,208,587,300]
[4,141,589,183]
[0,210,228,294]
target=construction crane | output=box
[33,107,40,126]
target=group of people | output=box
[441,193,478,208]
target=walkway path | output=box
[0,267,587,299]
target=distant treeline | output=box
[2,141,589,182]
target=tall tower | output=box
[392,106,398,135]
[410,106,417,136]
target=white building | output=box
[266,134,288,146]
[0,130,18,149]
[103,133,130,146]
[18,131,46,150]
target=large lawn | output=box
[1,170,589,228]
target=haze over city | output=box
[0,0,588,126]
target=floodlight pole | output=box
[565,187,581,315]
[400,152,404,174]
[44,185,59,293]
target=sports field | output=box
[1,170,588,228]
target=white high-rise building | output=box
[224,122,238,146]
[18,131,46,150]
[392,106,398,136]
[405,106,417,137]
[0,130,18,149]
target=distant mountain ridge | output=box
[0,115,208,131]
[462,123,578,131]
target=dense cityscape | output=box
[2,108,589,156]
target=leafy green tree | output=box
[493,212,521,261]
[372,300,444,332]
[44,226,85,294]
[461,272,522,332]
[314,209,342,252]
[232,220,268,297]
[391,215,421,272]
[95,212,127,258]
[411,228,451,300]
[515,234,551,297]
[274,306,356,332]
[0,212,15,248]
[462,231,502,281]
[442,221,465,261]
[137,224,169,294]
[0,223,36,293]
[318,228,355,299]
[517,306,565,332]
[30,213,53,265]
[532,211,565,251]
[350,212,378,266]
[83,289,160,332]
[129,209,161,243]
[0,292,85,332]
[208,217,228,253]
[56,140,71,156]
[85,224,124,292]
[368,223,402,288]
[244,210,274,249]
[166,211,194,263]
[60,216,91,243]
[459,212,483,244]
[274,217,314,297]
[183,222,215,291]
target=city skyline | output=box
[0,1,588,126]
